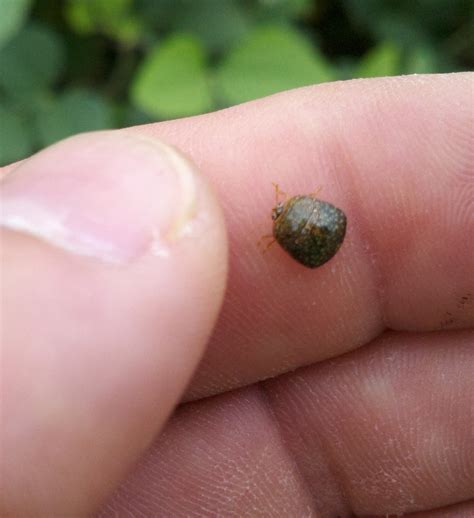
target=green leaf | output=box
[342,0,422,44]
[357,42,401,78]
[343,0,473,41]
[0,23,65,96]
[65,0,130,33]
[257,0,314,19]
[172,0,251,52]
[35,88,114,147]
[0,105,34,165]
[65,0,143,45]
[405,46,438,74]
[0,0,32,50]
[216,25,335,105]
[134,0,178,30]
[131,34,213,118]
[120,104,154,127]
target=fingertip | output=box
[1,131,227,515]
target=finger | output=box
[129,73,474,400]
[98,330,473,517]
[263,330,474,516]
[0,132,227,515]
[409,500,474,517]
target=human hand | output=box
[2,73,473,516]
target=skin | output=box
[1,73,473,516]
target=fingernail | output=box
[0,132,199,264]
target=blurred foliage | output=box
[0,0,472,165]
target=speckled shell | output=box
[272,196,346,268]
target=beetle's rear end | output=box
[272,196,347,268]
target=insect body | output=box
[271,188,347,268]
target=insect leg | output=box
[272,182,288,204]
[257,234,276,253]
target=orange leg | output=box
[257,234,276,253]
[258,183,288,254]
[272,182,288,205]
[310,186,322,197]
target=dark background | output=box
[1,0,472,165]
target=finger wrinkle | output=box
[256,384,320,516]
[259,379,355,517]
[329,90,415,332]
[328,77,474,331]
[318,126,389,331]
[293,80,406,330]
[99,390,317,516]
[407,498,474,517]
[276,330,474,515]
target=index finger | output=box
[57,75,474,398]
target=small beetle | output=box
[264,184,347,268]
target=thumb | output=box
[0,132,227,515]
